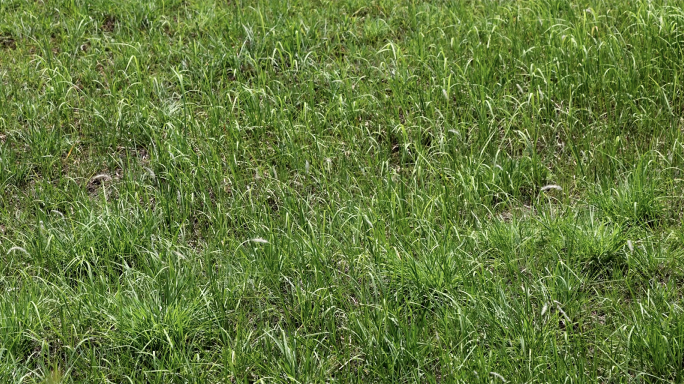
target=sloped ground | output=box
[1,0,684,382]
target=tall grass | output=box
[1,0,684,382]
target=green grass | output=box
[1,0,684,382]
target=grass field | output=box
[1,0,684,382]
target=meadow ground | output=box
[1,0,684,382]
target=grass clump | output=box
[589,158,668,227]
[2,0,684,382]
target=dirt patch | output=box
[134,147,149,162]
[496,205,535,222]
[102,15,116,33]
[87,173,112,193]
[0,33,16,50]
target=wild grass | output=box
[1,0,684,382]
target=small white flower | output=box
[250,238,268,244]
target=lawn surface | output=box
[1,0,684,382]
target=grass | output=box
[1,0,684,382]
